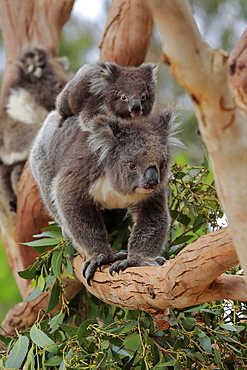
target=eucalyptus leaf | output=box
[46,281,61,313]
[5,335,29,369]
[24,287,43,302]
[22,238,61,247]
[30,325,55,348]
[199,334,212,354]
[51,250,63,279]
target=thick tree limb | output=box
[145,0,247,283]
[72,228,245,315]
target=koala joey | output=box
[30,108,176,285]
[56,61,157,128]
[0,47,69,211]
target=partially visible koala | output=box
[30,108,176,285]
[56,61,157,128]
[0,47,70,210]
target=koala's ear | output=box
[139,63,158,84]
[155,109,174,134]
[98,62,121,83]
[87,115,120,161]
[90,62,121,96]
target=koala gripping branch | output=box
[71,227,246,328]
[2,227,246,335]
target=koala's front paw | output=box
[109,256,166,275]
[82,250,128,286]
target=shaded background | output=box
[0,0,246,321]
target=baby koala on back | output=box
[56,61,157,127]
[30,107,175,285]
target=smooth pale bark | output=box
[72,228,244,313]
[145,0,247,283]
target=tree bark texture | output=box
[99,0,153,66]
[145,0,247,284]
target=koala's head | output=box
[13,47,70,111]
[87,110,174,195]
[90,62,157,118]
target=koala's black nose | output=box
[143,167,159,189]
[130,98,141,112]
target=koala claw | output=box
[109,256,167,276]
[82,250,128,286]
[154,256,166,266]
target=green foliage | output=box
[1,162,246,369]
[0,239,21,322]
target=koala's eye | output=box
[121,95,128,102]
[141,93,146,101]
[129,162,137,171]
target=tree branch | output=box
[72,228,245,312]
[145,0,247,284]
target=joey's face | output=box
[108,79,155,119]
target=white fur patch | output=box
[1,150,30,165]
[89,176,150,209]
[6,88,48,124]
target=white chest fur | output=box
[6,88,48,124]
[89,176,149,209]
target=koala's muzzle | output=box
[143,166,159,190]
[130,98,141,114]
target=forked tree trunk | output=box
[1,0,247,336]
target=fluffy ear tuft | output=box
[87,115,119,163]
[156,106,185,151]
[90,62,121,97]
[139,62,158,84]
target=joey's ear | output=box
[139,63,158,84]
[98,61,121,83]
[90,62,121,96]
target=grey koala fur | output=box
[0,47,69,211]
[30,108,175,285]
[56,61,157,127]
